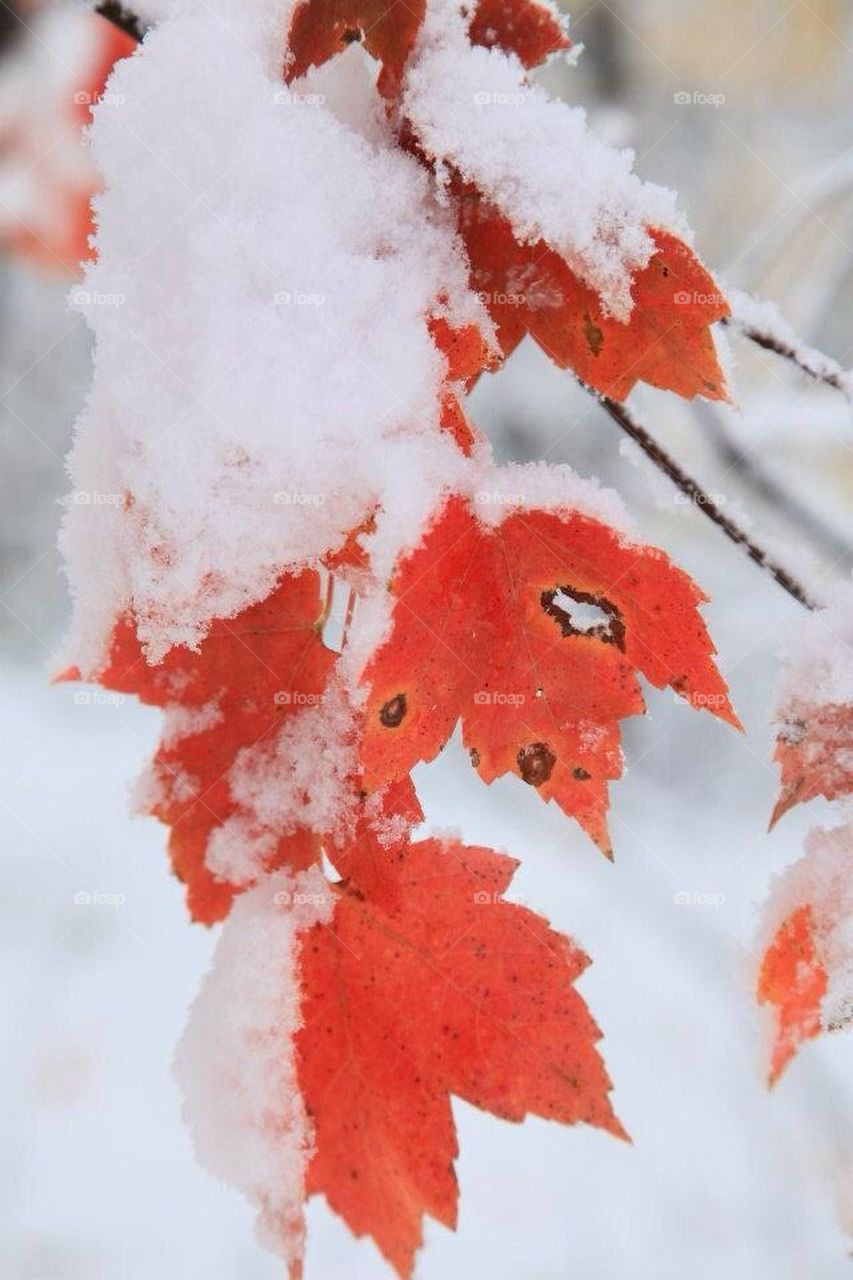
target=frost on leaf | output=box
[361,497,737,856]
[297,832,624,1277]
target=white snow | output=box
[757,823,853,1043]
[174,865,334,1273]
[403,0,689,321]
[776,585,853,709]
[61,0,486,669]
[205,682,359,887]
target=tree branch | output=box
[724,291,853,401]
[588,387,818,612]
[95,2,146,42]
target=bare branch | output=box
[587,386,818,612]
[724,290,853,402]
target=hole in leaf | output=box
[379,692,407,728]
[517,742,556,787]
[541,586,625,650]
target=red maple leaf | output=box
[770,701,853,828]
[64,573,335,923]
[297,830,624,1276]
[360,497,737,856]
[757,903,827,1085]
[285,0,566,100]
[458,192,730,402]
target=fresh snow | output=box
[403,0,689,321]
[174,865,334,1271]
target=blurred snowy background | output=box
[2,2,853,1277]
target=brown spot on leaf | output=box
[573,766,591,780]
[583,311,604,357]
[379,692,407,728]
[470,747,481,768]
[518,742,556,787]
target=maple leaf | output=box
[360,497,737,856]
[458,191,730,402]
[428,314,497,454]
[66,573,335,923]
[297,831,624,1277]
[770,700,853,827]
[467,0,569,70]
[757,903,827,1085]
[285,0,565,100]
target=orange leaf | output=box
[285,0,566,100]
[286,0,426,100]
[757,904,827,1085]
[69,573,335,923]
[771,702,853,827]
[468,0,569,69]
[361,498,737,856]
[297,832,624,1277]
[459,192,730,402]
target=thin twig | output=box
[588,387,818,611]
[95,2,146,41]
[692,399,853,572]
[726,318,852,398]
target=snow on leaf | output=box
[297,831,625,1277]
[175,866,335,1278]
[286,0,567,100]
[286,0,427,101]
[360,497,737,856]
[771,701,853,828]
[64,573,336,924]
[755,825,853,1082]
[458,193,730,401]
